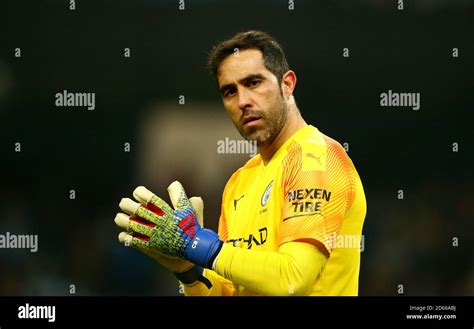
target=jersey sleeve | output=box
[279,138,356,255]
[215,241,327,296]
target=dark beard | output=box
[237,91,288,147]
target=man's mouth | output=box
[242,115,261,128]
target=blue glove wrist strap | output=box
[185,229,223,269]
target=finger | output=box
[114,213,130,230]
[118,232,134,246]
[119,198,140,216]
[147,194,174,217]
[132,186,174,215]
[119,197,165,225]
[167,181,191,209]
[133,186,154,205]
[189,196,204,227]
[115,213,155,236]
[118,232,149,249]
[168,181,185,209]
[129,218,154,237]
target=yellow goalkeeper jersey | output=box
[216,124,366,295]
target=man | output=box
[114,31,366,296]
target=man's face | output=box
[217,49,288,147]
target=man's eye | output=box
[225,89,236,97]
[250,80,260,87]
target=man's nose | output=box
[238,88,253,110]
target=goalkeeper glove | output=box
[115,181,223,269]
[114,190,204,274]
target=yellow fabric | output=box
[186,125,366,296]
[183,242,326,296]
[215,241,327,295]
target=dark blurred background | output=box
[0,0,472,296]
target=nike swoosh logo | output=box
[233,195,245,210]
[282,212,324,222]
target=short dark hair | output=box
[208,30,290,84]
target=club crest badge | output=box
[261,180,274,206]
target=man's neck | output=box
[258,107,307,165]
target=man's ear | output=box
[281,70,297,100]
